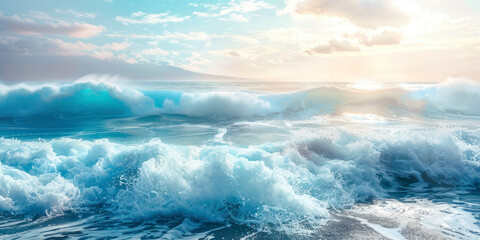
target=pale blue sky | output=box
[1,0,479,82]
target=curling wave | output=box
[1,78,480,119]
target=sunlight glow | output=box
[348,82,385,91]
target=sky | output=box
[0,0,479,82]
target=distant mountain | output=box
[0,54,243,82]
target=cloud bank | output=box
[286,0,410,28]
[0,14,104,38]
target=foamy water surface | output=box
[0,77,479,239]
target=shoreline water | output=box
[2,195,478,239]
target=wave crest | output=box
[1,77,480,119]
[0,127,478,222]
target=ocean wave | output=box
[1,77,480,119]
[0,127,478,224]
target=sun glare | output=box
[348,82,385,91]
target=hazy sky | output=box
[1,0,479,82]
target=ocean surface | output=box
[0,76,480,239]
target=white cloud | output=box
[142,48,169,56]
[50,39,132,59]
[176,52,212,71]
[0,36,135,64]
[53,9,96,19]
[131,11,147,17]
[285,0,410,28]
[193,12,213,18]
[159,31,211,41]
[228,13,249,22]
[220,0,275,15]
[106,31,212,41]
[91,51,115,60]
[27,11,57,21]
[194,0,274,22]
[354,29,403,46]
[188,52,211,65]
[103,40,131,51]
[116,12,189,25]
[260,27,403,56]
[117,53,138,64]
[305,39,360,54]
[50,39,98,55]
[0,14,104,38]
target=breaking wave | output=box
[0,127,479,225]
[1,77,480,119]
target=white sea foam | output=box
[0,126,478,226]
[348,199,480,239]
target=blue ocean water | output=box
[0,77,480,239]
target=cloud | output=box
[210,46,278,61]
[261,27,402,56]
[0,36,53,55]
[90,51,115,60]
[159,31,211,41]
[49,38,98,55]
[229,35,261,44]
[116,12,189,25]
[117,54,138,64]
[27,11,57,21]
[354,29,403,46]
[262,28,320,46]
[0,37,96,56]
[218,50,243,57]
[53,9,97,19]
[305,39,360,54]
[0,36,134,63]
[0,14,104,38]
[104,41,131,51]
[286,0,410,28]
[228,13,249,22]
[187,52,211,65]
[49,39,131,56]
[193,0,274,22]
[227,50,242,57]
[190,3,219,10]
[142,48,169,56]
[220,0,275,15]
[107,31,212,42]
[174,52,212,71]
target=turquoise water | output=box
[0,78,479,239]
